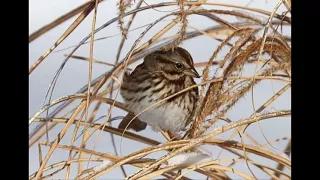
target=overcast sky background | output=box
[29,0,291,179]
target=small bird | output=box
[119,47,200,136]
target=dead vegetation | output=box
[29,0,291,179]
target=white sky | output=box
[29,0,291,179]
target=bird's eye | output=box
[175,63,184,69]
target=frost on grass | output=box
[93,159,112,172]
[166,152,212,167]
[215,67,224,78]
[232,9,268,25]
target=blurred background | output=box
[29,0,291,179]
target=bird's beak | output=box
[184,67,201,78]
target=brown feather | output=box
[119,47,199,134]
[118,112,147,132]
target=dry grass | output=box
[29,0,291,179]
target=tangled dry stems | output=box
[29,0,291,179]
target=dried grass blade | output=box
[29,0,103,74]
[29,0,102,42]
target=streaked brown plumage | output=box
[119,47,200,136]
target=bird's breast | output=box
[120,75,197,133]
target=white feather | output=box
[122,76,195,136]
[134,96,188,135]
